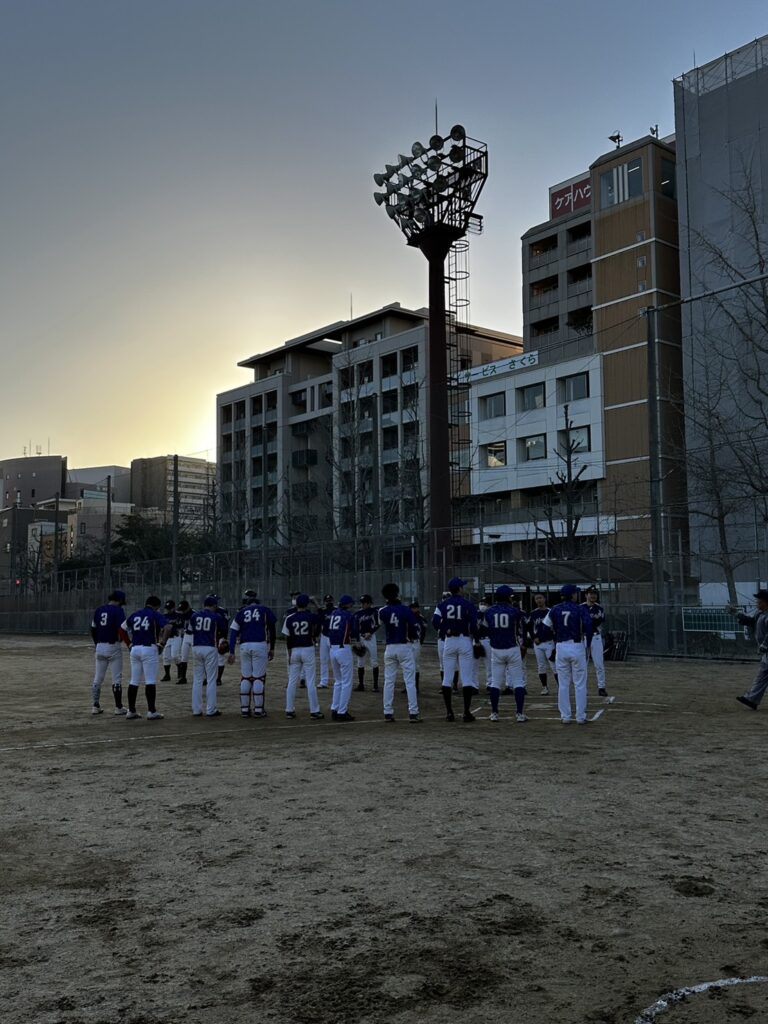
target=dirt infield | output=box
[1,636,767,1024]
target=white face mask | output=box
[479,603,488,612]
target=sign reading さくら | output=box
[549,175,592,220]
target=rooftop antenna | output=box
[608,131,623,149]
[435,98,439,136]
[650,124,659,138]
[350,292,353,319]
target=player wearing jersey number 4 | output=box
[483,586,528,722]
[89,589,129,715]
[543,585,593,724]
[379,583,421,722]
[228,589,276,718]
[283,594,323,719]
[432,578,480,722]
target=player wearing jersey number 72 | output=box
[328,596,358,721]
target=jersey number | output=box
[446,605,462,620]
[389,613,399,628]
[133,616,150,631]
[195,616,212,631]
[292,620,310,636]
[100,612,108,626]
[243,608,260,623]
[329,615,342,630]
[492,613,509,629]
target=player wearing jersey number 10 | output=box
[228,589,276,718]
[379,582,421,722]
[483,585,528,722]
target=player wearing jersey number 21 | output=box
[432,577,479,722]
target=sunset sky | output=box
[1,0,764,467]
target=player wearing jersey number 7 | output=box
[543,585,593,724]
[379,582,421,722]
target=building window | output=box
[600,157,643,208]
[517,383,545,413]
[381,353,398,378]
[221,405,233,426]
[637,255,647,268]
[357,361,373,385]
[529,235,557,260]
[484,442,507,468]
[319,382,333,408]
[265,391,277,411]
[339,367,353,390]
[251,396,262,416]
[522,434,547,461]
[79,522,86,535]
[560,426,591,453]
[560,372,589,403]
[382,426,399,451]
[382,389,399,414]
[235,400,246,420]
[660,158,676,199]
[402,383,419,415]
[383,463,399,487]
[401,347,419,372]
[479,392,505,420]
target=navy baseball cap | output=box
[109,589,126,603]
[323,594,334,603]
[495,585,513,599]
[203,594,218,607]
[295,593,311,607]
[360,594,373,603]
[338,594,354,607]
[448,577,467,590]
[560,584,578,598]
[754,590,768,601]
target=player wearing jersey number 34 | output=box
[543,585,593,724]
[228,589,276,718]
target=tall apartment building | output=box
[0,455,67,506]
[675,36,768,601]
[130,455,215,525]
[518,135,686,573]
[217,303,521,549]
[67,466,131,503]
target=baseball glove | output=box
[352,643,367,657]
[217,638,229,655]
[472,643,486,659]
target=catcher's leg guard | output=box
[252,675,266,716]
[111,682,123,709]
[239,676,252,714]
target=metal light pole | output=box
[645,306,669,652]
[373,126,488,563]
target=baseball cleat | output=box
[91,705,103,715]
[489,712,499,722]
[252,711,267,718]
[336,712,355,722]
[516,713,529,723]
[540,687,550,696]
[598,687,608,697]
[146,711,164,720]
[372,685,379,692]
[241,709,251,717]
[330,710,339,720]
[125,711,141,720]
[384,714,395,722]
[561,717,572,724]
[462,712,476,723]
[737,695,759,710]
[445,712,455,722]
[576,718,589,725]
[408,713,421,723]
[355,684,365,692]
[285,711,297,719]
[310,712,325,720]
[206,710,222,717]
[192,712,203,717]
[114,707,128,716]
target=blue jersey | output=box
[431,595,478,639]
[91,604,126,644]
[125,607,167,646]
[327,608,356,646]
[379,603,417,644]
[585,602,605,634]
[483,604,526,649]
[320,607,336,637]
[282,610,318,648]
[412,615,427,645]
[229,602,276,650]
[528,607,554,643]
[353,607,380,637]
[188,609,228,647]
[544,601,593,644]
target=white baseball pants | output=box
[412,642,422,671]
[162,636,182,666]
[490,647,525,690]
[180,635,192,663]
[286,647,320,714]
[355,635,378,669]
[588,634,606,687]
[383,643,418,716]
[192,646,219,715]
[441,636,475,689]
[330,646,353,714]
[534,640,555,675]
[239,641,268,715]
[319,634,331,687]
[555,640,588,722]
[93,642,123,704]
[129,645,159,686]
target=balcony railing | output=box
[530,288,559,309]
[529,248,558,268]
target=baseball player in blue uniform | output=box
[188,596,229,717]
[543,584,593,724]
[318,594,335,689]
[409,601,427,691]
[89,589,128,715]
[176,600,193,683]
[160,600,183,681]
[328,595,358,721]
[228,589,276,717]
[584,587,608,696]
[124,595,170,719]
[379,582,421,722]
[353,595,380,692]
[733,589,768,710]
[283,594,323,719]
[483,585,528,722]
[432,577,479,722]
[528,592,557,696]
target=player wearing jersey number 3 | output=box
[89,589,129,715]
[544,585,593,724]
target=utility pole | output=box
[171,455,179,596]
[645,307,669,652]
[104,474,112,592]
[52,491,61,593]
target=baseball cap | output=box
[495,585,513,599]
[381,582,400,601]
[409,600,420,609]
[323,594,334,603]
[242,589,258,601]
[585,586,599,595]
[178,600,190,611]
[203,594,218,607]
[754,590,768,601]
[560,584,578,598]
[295,593,310,607]
[164,600,176,610]
[360,594,373,603]
[109,589,126,604]
[338,594,354,607]
[448,577,467,591]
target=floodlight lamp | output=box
[411,141,426,158]
[429,134,444,150]
[386,205,397,219]
[385,180,399,195]
[398,153,412,168]
[413,207,428,224]
[373,192,387,205]
[385,163,399,177]
[373,172,386,186]
[427,155,442,172]
[434,175,449,193]
[448,145,464,163]
[449,124,466,141]
[410,164,425,180]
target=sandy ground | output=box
[1,636,767,1024]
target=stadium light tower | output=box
[373,125,489,555]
